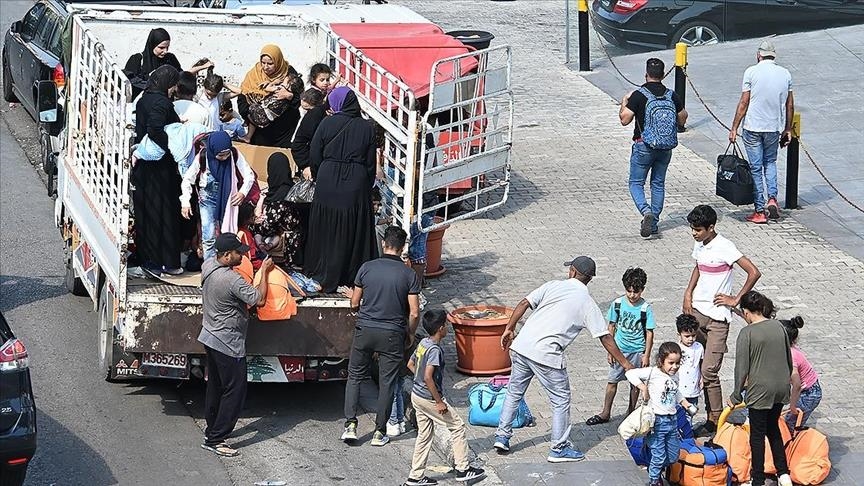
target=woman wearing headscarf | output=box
[250,153,305,267]
[181,131,256,261]
[133,65,184,275]
[236,45,302,148]
[303,87,378,293]
[124,28,212,99]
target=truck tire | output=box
[65,255,88,296]
[97,282,118,382]
[2,53,17,103]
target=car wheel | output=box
[98,281,119,382]
[65,253,88,296]
[670,21,723,48]
[2,53,18,103]
[40,130,57,196]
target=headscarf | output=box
[240,45,290,103]
[328,87,361,117]
[205,131,235,224]
[144,65,179,95]
[264,153,294,203]
[141,28,172,77]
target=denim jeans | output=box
[628,141,673,230]
[495,350,572,451]
[408,213,434,264]
[646,414,680,481]
[198,179,221,261]
[742,129,780,212]
[786,380,822,430]
[389,376,405,425]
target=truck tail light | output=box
[53,64,66,89]
[0,339,29,371]
[613,0,648,14]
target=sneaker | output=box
[547,446,586,463]
[640,213,655,238]
[692,421,716,438]
[399,421,407,435]
[778,473,793,486]
[386,421,404,437]
[766,198,780,219]
[404,477,438,486]
[455,467,486,482]
[649,479,664,486]
[493,436,510,453]
[745,211,768,224]
[341,422,358,442]
[162,266,184,276]
[370,430,390,446]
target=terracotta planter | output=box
[424,216,449,278]
[448,305,513,375]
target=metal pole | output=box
[565,0,571,64]
[785,112,801,210]
[674,42,687,133]
[578,0,590,72]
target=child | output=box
[782,316,821,429]
[676,314,704,424]
[242,73,304,143]
[131,121,209,173]
[626,342,698,486]
[308,63,339,94]
[196,67,242,130]
[586,268,655,426]
[237,201,262,271]
[218,99,248,141]
[291,88,328,180]
[405,310,486,486]
[683,204,761,436]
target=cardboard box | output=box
[234,142,297,187]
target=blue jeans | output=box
[646,414,680,481]
[389,376,404,425]
[408,213,434,264]
[199,179,220,261]
[495,351,572,451]
[742,129,779,212]
[628,142,672,230]
[786,380,822,430]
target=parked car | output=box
[0,312,36,486]
[592,0,864,50]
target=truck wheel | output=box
[2,53,17,103]
[41,131,57,197]
[97,282,118,382]
[65,255,88,296]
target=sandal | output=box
[585,414,610,426]
[201,442,240,457]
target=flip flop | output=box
[585,414,610,426]
[201,443,240,457]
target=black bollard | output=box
[578,0,590,72]
[674,43,687,133]
[785,113,801,210]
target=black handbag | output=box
[716,143,754,206]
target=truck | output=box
[47,2,513,382]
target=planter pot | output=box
[424,216,449,278]
[448,305,513,375]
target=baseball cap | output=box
[215,233,249,254]
[563,255,596,277]
[758,39,776,58]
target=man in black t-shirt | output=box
[341,226,421,446]
[619,58,688,239]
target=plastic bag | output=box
[285,180,315,203]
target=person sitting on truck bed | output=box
[133,65,185,276]
[250,153,305,268]
[236,45,302,149]
[123,28,211,99]
[303,87,379,293]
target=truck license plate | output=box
[142,353,187,369]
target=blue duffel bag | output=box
[467,382,534,428]
[627,405,695,466]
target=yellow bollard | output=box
[674,43,688,131]
[792,112,801,138]
[675,42,688,68]
[578,0,588,12]
[786,113,801,209]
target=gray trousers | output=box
[495,350,572,450]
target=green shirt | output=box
[731,319,793,410]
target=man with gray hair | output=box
[729,39,794,224]
[493,256,634,462]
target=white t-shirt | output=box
[174,99,211,127]
[692,234,743,322]
[625,366,683,416]
[196,88,224,130]
[678,341,704,399]
[742,59,792,133]
[509,279,609,369]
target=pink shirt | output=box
[791,346,818,390]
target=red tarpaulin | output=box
[330,23,479,101]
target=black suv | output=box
[0,312,36,486]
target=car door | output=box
[723,0,773,41]
[780,0,864,29]
[7,2,46,100]
[20,4,61,116]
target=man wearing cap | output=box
[729,39,794,224]
[199,233,274,457]
[492,256,634,462]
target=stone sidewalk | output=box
[399,1,864,484]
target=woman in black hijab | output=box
[250,153,305,268]
[133,65,184,275]
[124,29,181,99]
[303,87,378,293]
